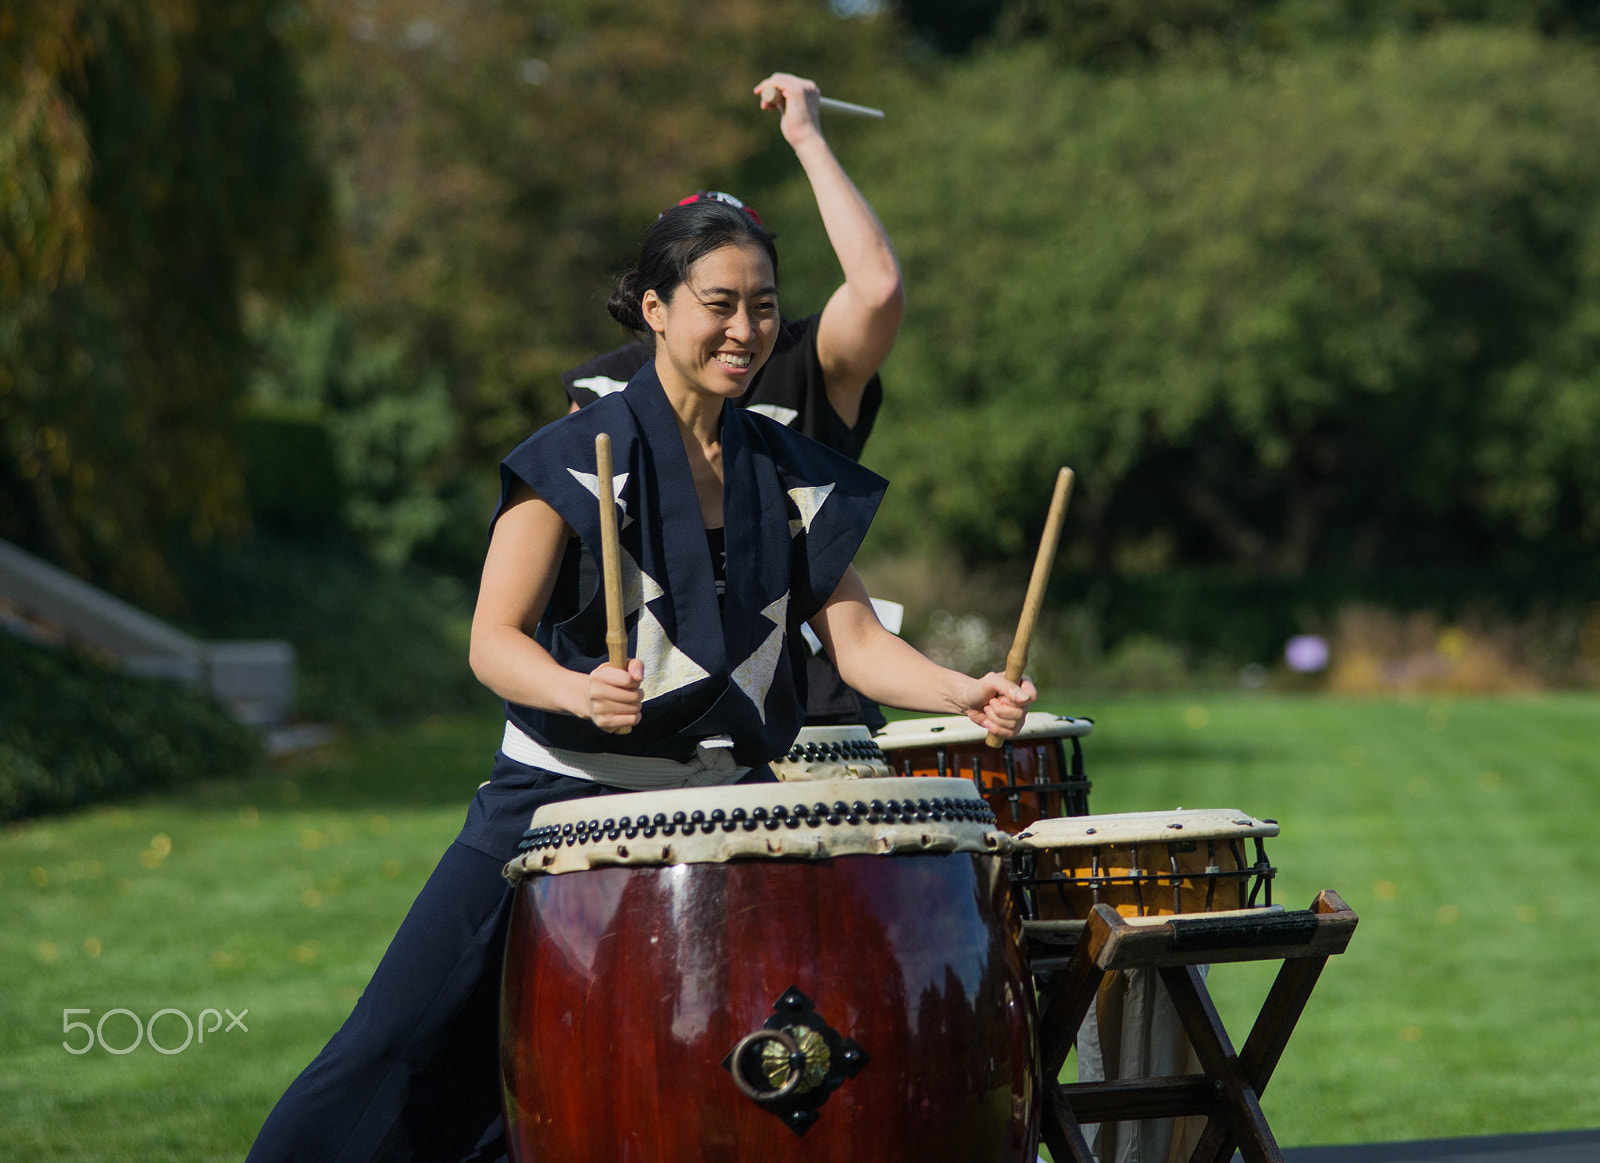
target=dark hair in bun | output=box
[607,200,778,335]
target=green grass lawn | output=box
[3,694,1599,1160]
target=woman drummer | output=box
[565,71,903,729]
[247,196,1034,1162]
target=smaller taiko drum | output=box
[1011,808,1278,923]
[874,713,1093,831]
[769,725,893,782]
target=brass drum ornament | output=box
[759,1023,829,1094]
[500,778,1039,1162]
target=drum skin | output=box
[501,852,1037,1162]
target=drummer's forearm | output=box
[835,630,979,715]
[811,572,974,713]
[469,625,591,718]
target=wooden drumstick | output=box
[987,467,1075,748]
[760,85,886,120]
[595,433,630,735]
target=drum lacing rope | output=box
[518,796,997,852]
[781,739,888,764]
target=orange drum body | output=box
[874,714,1092,832]
[1011,809,1278,922]
[500,779,1038,1163]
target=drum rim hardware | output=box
[505,778,1020,878]
[720,986,870,1137]
[771,725,894,782]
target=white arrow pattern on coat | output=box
[616,548,709,701]
[730,594,789,723]
[786,482,834,538]
[569,467,633,529]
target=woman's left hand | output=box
[754,73,823,148]
[959,673,1037,739]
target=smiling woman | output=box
[607,198,781,399]
[611,201,784,527]
[644,240,779,399]
[246,194,1035,1162]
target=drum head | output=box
[505,777,1016,879]
[1014,808,1277,850]
[874,712,1092,751]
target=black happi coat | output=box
[497,366,885,769]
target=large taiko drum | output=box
[874,713,1093,832]
[1011,808,1279,923]
[500,778,1039,1163]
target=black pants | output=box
[246,762,613,1162]
[247,759,773,1162]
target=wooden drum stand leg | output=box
[1034,891,1359,1163]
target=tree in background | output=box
[0,0,331,604]
[11,0,1600,612]
[853,27,1600,576]
[265,0,899,573]
[908,0,1600,64]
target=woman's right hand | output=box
[754,73,823,150]
[587,658,643,732]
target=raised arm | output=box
[807,567,1035,737]
[469,481,642,732]
[755,73,905,429]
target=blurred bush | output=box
[175,536,491,730]
[1323,603,1600,694]
[241,407,346,537]
[0,634,260,822]
[859,27,1600,579]
[862,550,1600,693]
[245,302,462,567]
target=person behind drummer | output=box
[565,71,902,730]
[246,194,1033,1163]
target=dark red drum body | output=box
[874,713,1094,832]
[500,778,1038,1162]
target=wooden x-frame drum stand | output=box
[1030,890,1359,1163]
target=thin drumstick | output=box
[595,433,630,735]
[760,86,886,120]
[818,96,885,120]
[987,467,1075,748]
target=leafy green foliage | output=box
[0,0,331,604]
[284,0,899,572]
[994,0,1600,69]
[0,634,260,821]
[175,536,490,730]
[856,29,1600,576]
[246,303,461,566]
